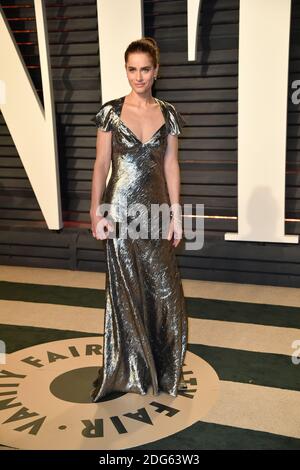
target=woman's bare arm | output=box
[163,134,183,247]
[163,134,181,211]
[90,129,112,216]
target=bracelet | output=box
[170,209,182,218]
[170,212,182,224]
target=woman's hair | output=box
[124,37,160,69]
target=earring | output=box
[154,76,157,80]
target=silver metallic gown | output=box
[90,95,188,400]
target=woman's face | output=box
[125,52,158,94]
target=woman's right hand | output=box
[90,213,114,240]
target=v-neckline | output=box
[118,95,166,145]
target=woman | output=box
[89,37,188,401]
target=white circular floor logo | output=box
[0,337,219,450]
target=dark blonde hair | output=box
[124,37,160,69]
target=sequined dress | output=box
[90,95,188,400]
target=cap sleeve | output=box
[91,102,114,131]
[167,102,187,135]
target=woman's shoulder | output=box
[97,97,119,112]
[159,98,187,135]
[92,98,119,130]
[158,98,181,115]
[159,98,176,110]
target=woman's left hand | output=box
[167,216,183,248]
